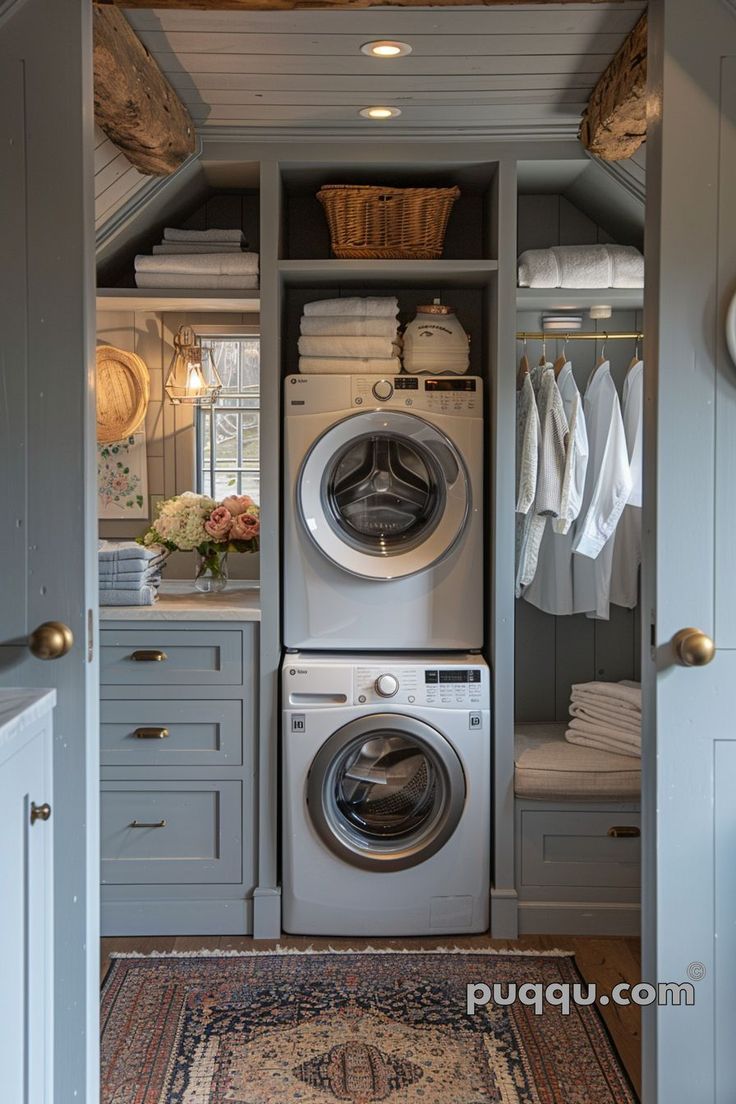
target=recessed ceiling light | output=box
[359,106,402,119]
[361,40,412,58]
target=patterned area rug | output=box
[100,949,637,1103]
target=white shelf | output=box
[96,288,261,313]
[278,259,497,288]
[516,287,644,311]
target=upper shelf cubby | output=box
[279,161,498,262]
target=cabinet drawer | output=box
[520,809,641,889]
[100,700,243,767]
[100,630,242,686]
[101,780,242,885]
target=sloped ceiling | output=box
[123,3,646,139]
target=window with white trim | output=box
[195,329,260,502]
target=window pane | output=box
[196,334,261,504]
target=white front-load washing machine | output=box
[282,654,491,936]
[283,374,484,650]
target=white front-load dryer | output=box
[282,654,491,936]
[283,374,484,650]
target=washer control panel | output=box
[351,376,481,416]
[283,657,490,711]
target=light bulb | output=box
[360,40,412,58]
[359,106,402,119]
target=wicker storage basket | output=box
[96,345,150,444]
[317,184,461,260]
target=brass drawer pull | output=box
[30,802,52,826]
[134,727,169,740]
[607,826,640,839]
[129,819,167,829]
[130,649,167,662]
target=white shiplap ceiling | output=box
[125,3,646,139]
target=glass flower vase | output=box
[194,548,229,593]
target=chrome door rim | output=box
[307,713,466,872]
[297,410,470,580]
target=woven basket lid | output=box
[96,345,150,444]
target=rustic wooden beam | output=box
[93,6,196,175]
[580,11,647,162]
[97,0,622,9]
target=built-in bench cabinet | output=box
[99,598,259,936]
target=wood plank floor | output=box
[101,933,642,1095]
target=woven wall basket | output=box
[96,345,150,444]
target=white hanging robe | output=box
[515,367,568,597]
[572,361,633,620]
[610,359,644,608]
[523,362,589,616]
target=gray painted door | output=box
[0,1,98,1101]
[643,1,736,1099]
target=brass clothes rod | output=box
[516,331,643,341]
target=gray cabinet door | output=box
[644,1,736,1098]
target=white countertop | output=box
[99,581,261,621]
[0,688,56,753]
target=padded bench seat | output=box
[515,723,640,802]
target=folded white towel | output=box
[135,273,259,290]
[518,245,644,289]
[135,253,259,276]
[163,228,244,243]
[569,700,640,735]
[565,727,641,760]
[152,243,244,255]
[300,316,400,338]
[298,335,399,359]
[303,296,399,318]
[571,680,641,710]
[299,356,402,375]
[99,586,158,606]
[98,540,166,563]
[567,717,641,749]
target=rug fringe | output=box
[109,945,574,960]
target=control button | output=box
[407,695,415,703]
[354,397,363,405]
[358,694,367,704]
[375,673,399,697]
[372,379,394,401]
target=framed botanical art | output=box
[97,431,149,520]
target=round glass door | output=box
[307,714,466,871]
[298,410,470,580]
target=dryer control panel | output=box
[283,656,490,710]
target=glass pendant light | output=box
[164,325,222,405]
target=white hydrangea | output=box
[153,492,216,551]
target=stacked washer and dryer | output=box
[282,371,490,935]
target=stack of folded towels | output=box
[98,540,168,606]
[135,229,259,290]
[298,296,401,374]
[565,680,642,758]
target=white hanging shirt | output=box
[514,374,544,597]
[572,361,633,620]
[523,362,589,616]
[610,359,644,608]
[534,368,569,518]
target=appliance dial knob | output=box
[375,673,399,697]
[372,379,394,401]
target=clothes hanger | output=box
[538,336,548,367]
[594,334,608,369]
[553,336,568,378]
[628,335,641,371]
[517,336,530,389]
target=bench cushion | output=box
[515,723,641,801]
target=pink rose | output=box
[221,495,255,517]
[230,512,260,541]
[204,505,232,542]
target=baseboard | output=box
[101,897,253,937]
[517,900,641,937]
[490,887,519,938]
[253,885,282,939]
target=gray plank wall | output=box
[94,125,149,233]
[515,193,642,722]
[96,308,259,580]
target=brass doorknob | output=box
[28,621,73,661]
[672,627,715,667]
[30,802,51,826]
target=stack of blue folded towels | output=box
[98,540,168,606]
